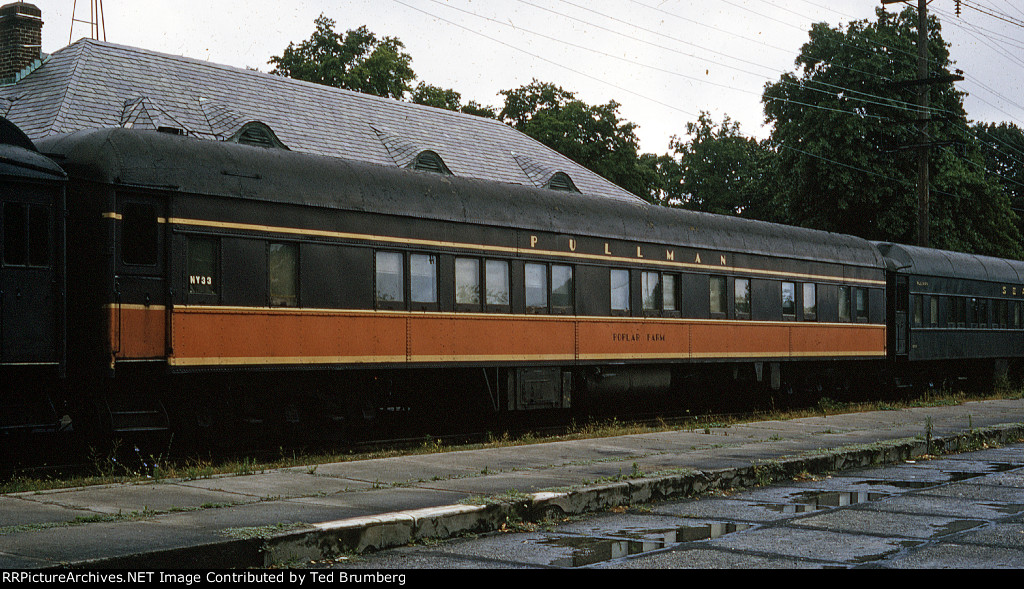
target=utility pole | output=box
[881,0,939,248]
[915,0,929,248]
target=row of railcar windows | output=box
[181,236,875,321]
[373,250,870,322]
[912,294,1024,329]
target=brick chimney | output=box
[0,2,42,81]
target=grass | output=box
[2,385,1020,496]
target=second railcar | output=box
[877,242,1024,388]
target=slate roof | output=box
[0,38,641,203]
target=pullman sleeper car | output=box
[0,118,1020,443]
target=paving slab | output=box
[791,505,985,539]
[708,525,911,564]
[0,496,97,527]
[881,542,1024,569]
[13,482,249,515]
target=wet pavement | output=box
[326,444,1024,569]
[1,398,1023,569]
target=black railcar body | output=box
[876,242,1024,385]
[1,117,1022,441]
[0,117,67,431]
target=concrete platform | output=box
[1,399,1022,569]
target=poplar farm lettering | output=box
[612,332,667,343]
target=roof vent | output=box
[513,154,579,192]
[410,150,451,175]
[546,172,577,192]
[228,121,289,149]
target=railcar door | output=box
[1,185,63,366]
[894,275,909,358]
[111,194,169,362]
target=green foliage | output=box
[761,7,1022,258]
[269,15,415,100]
[974,121,1024,236]
[412,82,497,118]
[499,80,658,199]
[652,112,782,220]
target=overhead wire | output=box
[389,0,1023,196]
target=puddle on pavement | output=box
[851,540,924,564]
[763,490,890,514]
[852,471,983,490]
[991,503,1024,515]
[931,519,986,537]
[540,522,752,567]
[987,463,1020,472]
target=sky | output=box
[34,0,1024,155]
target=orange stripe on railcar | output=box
[104,307,888,367]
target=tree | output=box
[269,15,415,100]
[499,80,658,199]
[411,82,497,118]
[658,112,781,220]
[974,122,1024,233]
[762,7,1021,258]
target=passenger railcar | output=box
[27,125,890,436]
[2,115,1020,444]
[877,242,1024,388]
[0,117,66,432]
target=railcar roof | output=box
[0,117,65,179]
[875,242,1024,284]
[0,39,637,203]
[39,127,883,269]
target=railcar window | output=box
[28,206,49,267]
[1015,302,1021,329]
[3,203,50,267]
[838,286,851,322]
[2,203,27,266]
[410,254,437,304]
[913,295,923,327]
[955,297,967,328]
[710,276,727,316]
[375,251,404,303]
[782,282,796,318]
[803,283,817,320]
[642,271,661,312]
[121,203,158,266]
[187,237,219,296]
[526,263,548,312]
[930,296,939,328]
[855,288,868,322]
[485,260,510,306]
[269,243,298,307]
[611,269,630,314]
[663,274,678,312]
[735,278,751,318]
[551,265,574,314]
[455,258,481,306]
